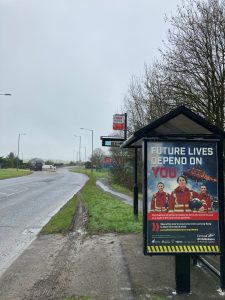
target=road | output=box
[0,167,88,277]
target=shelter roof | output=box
[121,106,225,148]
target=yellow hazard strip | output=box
[147,245,220,253]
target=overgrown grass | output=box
[70,167,107,180]
[111,182,142,200]
[0,168,32,180]
[72,167,142,199]
[41,194,78,234]
[72,168,142,234]
[41,167,142,235]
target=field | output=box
[0,168,32,180]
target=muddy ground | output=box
[0,199,222,300]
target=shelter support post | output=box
[218,140,225,291]
[220,203,225,291]
[133,147,138,220]
[220,252,225,290]
[175,254,190,294]
[191,254,198,266]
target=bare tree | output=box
[123,65,171,134]
[110,147,137,189]
[160,0,225,129]
[123,0,225,132]
[123,76,148,133]
[91,148,105,167]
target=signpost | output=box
[102,140,124,147]
[113,114,126,130]
[113,113,127,140]
[101,136,125,148]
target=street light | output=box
[17,133,26,170]
[80,127,93,171]
[74,134,81,163]
[81,146,87,162]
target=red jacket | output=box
[151,191,169,212]
[198,192,212,212]
[169,186,198,212]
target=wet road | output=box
[0,168,88,277]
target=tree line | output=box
[0,152,25,169]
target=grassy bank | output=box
[41,167,142,235]
[111,182,142,200]
[41,194,78,234]
[73,167,142,199]
[0,168,32,180]
[80,171,142,234]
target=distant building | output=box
[101,156,112,169]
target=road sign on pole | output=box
[113,114,126,130]
[101,136,125,147]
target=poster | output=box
[145,140,220,254]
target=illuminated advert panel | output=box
[143,140,220,255]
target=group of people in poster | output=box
[150,175,213,213]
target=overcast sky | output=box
[0,0,183,162]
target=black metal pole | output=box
[175,254,191,294]
[218,139,225,290]
[124,113,127,140]
[220,245,225,291]
[191,254,198,266]
[133,147,138,220]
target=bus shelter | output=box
[121,105,225,293]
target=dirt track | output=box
[0,199,222,300]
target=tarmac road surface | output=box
[0,167,88,278]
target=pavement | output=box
[0,180,224,300]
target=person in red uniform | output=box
[198,185,213,212]
[151,182,169,212]
[168,175,199,212]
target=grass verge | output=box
[0,168,32,180]
[72,168,142,234]
[111,182,142,200]
[73,167,142,199]
[41,167,142,235]
[41,194,78,234]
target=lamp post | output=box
[17,133,26,170]
[81,146,87,162]
[80,127,93,171]
[74,135,81,163]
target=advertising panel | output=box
[145,140,220,254]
